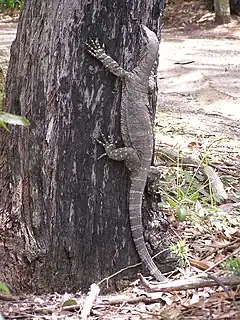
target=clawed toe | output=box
[94,132,118,161]
[95,137,105,146]
[85,38,103,56]
[97,152,107,160]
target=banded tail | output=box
[129,175,167,282]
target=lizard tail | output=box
[129,176,167,282]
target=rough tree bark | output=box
[214,0,231,24]
[206,0,240,15]
[0,0,173,293]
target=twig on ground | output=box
[97,262,141,286]
[101,295,164,305]
[205,247,240,272]
[174,60,195,65]
[205,273,238,307]
[62,294,165,311]
[203,238,240,259]
[138,273,240,292]
[0,294,17,301]
[80,283,100,320]
[62,304,81,312]
[97,248,168,286]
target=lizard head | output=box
[137,25,159,74]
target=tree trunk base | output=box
[215,14,231,24]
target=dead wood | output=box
[80,283,100,320]
[139,273,240,292]
[0,294,17,301]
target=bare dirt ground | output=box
[155,21,240,213]
[157,21,240,150]
[1,7,240,320]
[0,20,17,74]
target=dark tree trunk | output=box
[0,0,172,293]
[205,0,240,15]
[214,0,231,23]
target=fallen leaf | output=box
[188,141,203,149]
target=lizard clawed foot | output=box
[85,38,105,58]
[94,136,107,160]
[94,133,117,160]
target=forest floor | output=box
[1,4,240,320]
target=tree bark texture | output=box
[0,0,171,293]
[206,0,240,15]
[214,0,231,24]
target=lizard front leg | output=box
[86,39,132,79]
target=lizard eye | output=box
[139,27,149,48]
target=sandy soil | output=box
[0,21,17,74]
[156,21,240,168]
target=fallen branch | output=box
[101,295,164,305]
[97,248,168,286]
[0,293,17,301]
[205,247,240,272]
[205,273,238,307]
[203,238,240,259]
[174,60,195,65]
[138,273,240,292]
[80,283,100,320]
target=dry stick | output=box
[0,294,17,301]
[98,248,169,286]
[80,283,100,320]
[63,304,81,312]
[174,60,195,65]
[97,262,141,286]
[63,294,165,312]
[203,238,240,259]
[205,247,240,272]
[3,312,40,319]
[138,273,240,292]
[101,295,163,305]
[204,273,238,308]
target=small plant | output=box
[160,163,210,222]
[0,0,23,10]
[157,140,229,225]
[0,111,30,130]
[0,282,10,295]
[0,282,8,319]
[171,240,189,268]
[222,257,240,276]
[0,67,29,130]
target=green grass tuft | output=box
[0,0,23,10]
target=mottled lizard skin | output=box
[86,25,166,282]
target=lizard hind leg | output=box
[95,134,140,167]
[95,133,116,160]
